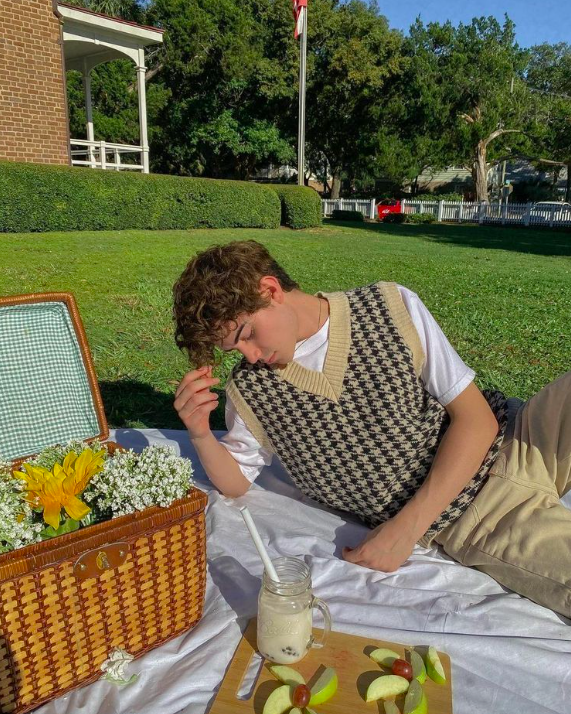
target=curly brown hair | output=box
[173,240,299,367]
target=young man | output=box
[173,240,571,618]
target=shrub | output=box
[406,212,436,224]
[412,192,464,202]
[330,209,364,222]
[267,184,322,229]
[0,161,281,233]
[382,213,406,224]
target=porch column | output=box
[82,60,96,168]
[137,47,150,173]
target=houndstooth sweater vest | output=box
[227,282,508,544]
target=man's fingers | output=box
[175,367,213,398]
[176,392,218,420]
[174,377,219,408]
[342,546,360,563]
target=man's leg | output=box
[493,371,571,497]
[435,372,571,617]
[437,474,571,617]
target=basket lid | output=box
[0,292,109,463]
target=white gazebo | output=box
[58,2,164,173]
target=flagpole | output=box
[297,6,307,186]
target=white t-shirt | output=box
[220,285,475,483]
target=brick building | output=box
[0,1,162,172]
[0,0,69,166]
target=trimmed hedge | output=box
[267,184,322,229]
[382,213,406,224]
[330,209,364,222]
[0,162,281,232]
[405,212,436,224]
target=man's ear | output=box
[259,276,284,303]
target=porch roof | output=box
[58,2,163,72]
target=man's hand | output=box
[342,517,416,572]
[174,366,220,440]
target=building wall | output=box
[0,0,70,165]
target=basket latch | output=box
[74,542,129,580]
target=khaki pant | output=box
[435,371,571,618]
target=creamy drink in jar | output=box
[257,557,331,664]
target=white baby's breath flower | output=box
[0,478,42,553]
[29,439,108,471]
[0,459,12,482]
[85,445,194,519]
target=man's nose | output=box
[243,345,261,364]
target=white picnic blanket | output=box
[38,429,571,714]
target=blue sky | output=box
[379,0,570,48]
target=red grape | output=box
[391,658,413,681]
[292,684,311,708]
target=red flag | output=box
[292,0,307,39]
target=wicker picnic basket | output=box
[0,293,208,713]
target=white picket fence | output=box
[322,198,571,228]
[322,198,377,219]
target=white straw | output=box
[240,506,280,582]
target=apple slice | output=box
[403,680,428,714]
[384,701,401,714]
[289,710,303,714]
[405,649,427,684]
[426,646,446,685]
[366,675,410,702]
[261,684,293,714]
[268,665,306,686]
[308,666,338,706]
[370,647,401,668]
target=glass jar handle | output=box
[310,596,331,649]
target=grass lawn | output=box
[1,221,569,431]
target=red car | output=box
[377,199,402,221]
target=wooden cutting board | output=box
[210,618,453,713]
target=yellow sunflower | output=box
[13,448,105,530]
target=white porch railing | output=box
[70,139,146,172]
[322,198,571,228]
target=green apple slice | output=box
[308,666,338,706]
[403,680,428,714]
[268,665,306,686]
[406,649,427,684]
[366,675,410,702]
[384,701,402,714]
[261,684,293,714]
[370,647,401,668]
[289,709,303,714]
[426,646,446,685]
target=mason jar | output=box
[257,557,331,664]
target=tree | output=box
[305,0,406,198]
[403,17,533,202]
[527,43,571,201]
[143,0,296,178]
[68,0,144,21]
[366,21,457,194]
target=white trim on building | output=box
[58,2,163,173]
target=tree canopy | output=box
[65,1,571,199]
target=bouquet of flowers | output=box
[0,441,194,554]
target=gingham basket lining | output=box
[0,302,100,461]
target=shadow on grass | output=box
[325,219,571,257]
[99,380,226,431]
